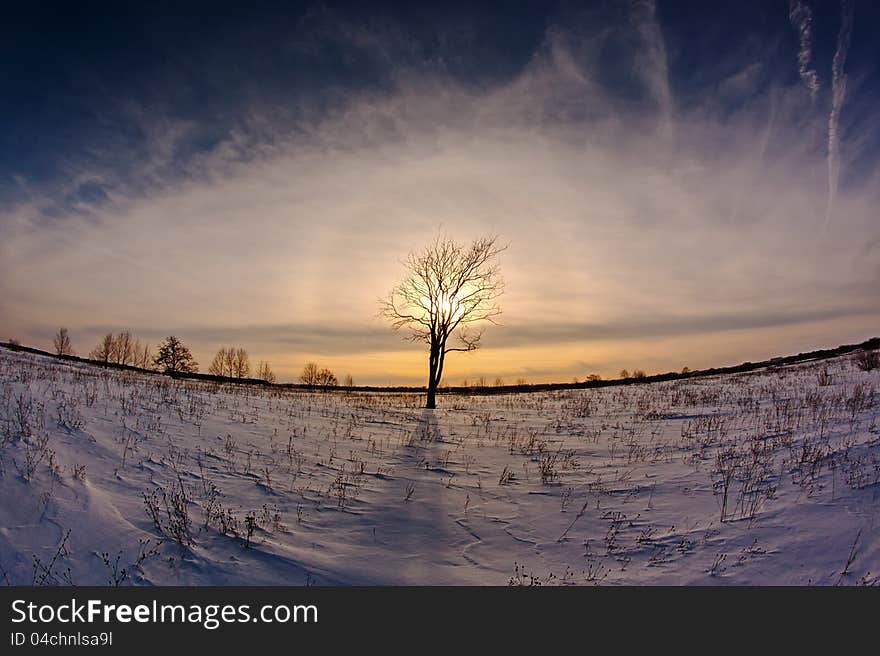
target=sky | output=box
[1,0,879,385]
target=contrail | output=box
[825,0,854,228]
[788,0,820,101]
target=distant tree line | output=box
[47,327,673,388]
[207,346,277,383]
[619,369,647,380]
[54,328,278,382]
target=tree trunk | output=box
[426,342,439,409]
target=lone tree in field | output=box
[153,336,198,374]
[380,234,505,409]
[53,327,74,356]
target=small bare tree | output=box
[89,333,115,363]
[380,234,505,409]
[114,331,134,365]
[257,361,276,384]
[209,347,231,377]
[300,362,336,387]
[300,362,321,386]
[53,327,74,356]
[232,347,250,378]
[317,368,337,386]
[208,347,249,378]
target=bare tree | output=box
[153,336,198,374]
[89,333,115,363]
[223,348,236,376]
[380,234,505,409]
[232,347,250,378]
[343,374,354,387]
[114,331,134,365]
[209,347,251,378]
[300,362,336,387]
[317,368,337,386]
[257,361,276,384]
[300,362,321,385]
[53,327,74,356]
[209,347,231,377]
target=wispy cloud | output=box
[826,0,855,228]
[789,0,821,101]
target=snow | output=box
[1,346,878,585]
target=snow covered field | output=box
[1,346,878,585]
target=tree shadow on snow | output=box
[353,408,470,584]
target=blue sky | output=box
[2,1,879,384]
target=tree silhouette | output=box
[300,362,337,387]
[209,348,231,377]
[89,333,115,363]
[231,347,250,378]
[114,331,134,365]
[317,368,337,386]
[153,336,198,374]
[208,346,250,378]
[256,361,276,383]
[380,234,505,409]
[53,327,74,356]
[300,362,321,385]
